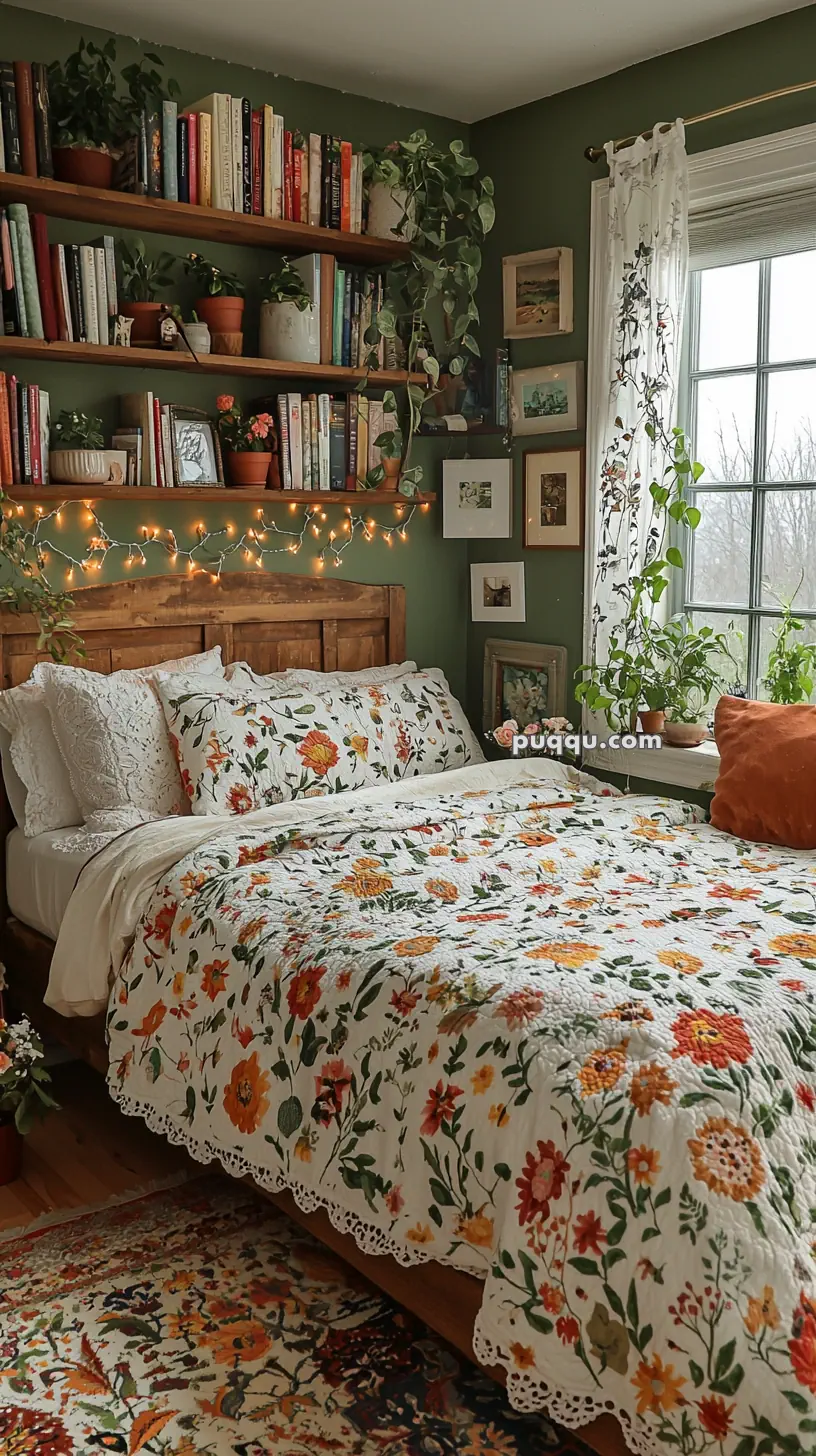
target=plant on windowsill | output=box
[361,132,494,498]
[763,576,816,704]
[118,240,178,346]
[50,410,108,486]
[183,254,246,354]
[651,616,737,747]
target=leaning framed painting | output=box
[482,638,568,732]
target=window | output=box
[683,248,816,698]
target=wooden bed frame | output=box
[0,573,626,1456]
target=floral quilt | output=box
[107,773,816,1456]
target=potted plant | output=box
[184,253,245,354]
[361,133,494,499]
[258,258,318,364]
[0,1012,58,1184]
[50,410,108,484]
[367,389,402,490]
[217,395,275,488]
[120,51,180,128]
[47,37,128,189]
[654,616,736,747]
[763,578,816,703]
[171,307,211,356]
[118,240,177,345]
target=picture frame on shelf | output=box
[482,637,568,732]
[470,561,526,623]
[502,247,573,338]
[442,458,512,538]
[510,361,583,436]
[170,409,223,487]
[523,446,584,549]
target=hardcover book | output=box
[144,108,162,197]
[162,99,179,200]
[177,115,189,205]
[198,110,212,207]
[187,112,199,206]
[32,62,53,177]
[8,204,42,339]
[13,62,36,177]
[0,62,22,174]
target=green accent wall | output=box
[468,3,816,736]
[0,2,474,698]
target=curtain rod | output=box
[584,77,816,163]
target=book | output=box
[368,399,384,474]
[230,97,243,213]
[292,133,302,224]
[0,83,4,170]
[13,62,36,177]
[7,218,26,335]
[272,114,284,219]
[120,392,155,485]
[317,392,330,490]
[251,109,263,215]
[144,108,162,197]
[0,62,21,174]
[161,99,178,200]
[18,383,31,483]
[32,63,53,178]
[241,97,251,213]
[307,392,319,485]
[152,395,164,486]
[320,135,331,227]
[355,395,369,488]
[308,134,321,227]
[187,111,198,206]
[332,266,344,365]
[262,106,274,217]
[301,398,312,490]
[111,429,142,486]
[319,254,335,365]
[38,388,50,483]
[187,93,232,209]
[340,140,352,232]
[79,244,99,344]
[495,347,509,427]
[341,268,352,366]
[160,404,175,486]
[346,388,357,487]
[329,397,346,490]
[28,383,41,485]
[66,243,84,342]
[91,233,117,320]
[30,212,57,341]
[0,374,11,487]
[283,130,294,220]
[50,243,70,341]
[93,245,108,346]
[330,136,341,229]
[0,209,18,335]
[8,204,43,339]
[277,396,291,489]
[198,110,212,206]
[176,114,189,204]
[7,375,20,484]
[288,393,303,489]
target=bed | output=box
[2,574,813,1456]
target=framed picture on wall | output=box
[510,361,583,436]
[470,561,526,623]
[502,247,573,338]
[482,637,568,731]
[442,458,512,538]
[524,447,584,549]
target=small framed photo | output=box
[171,411,223,487]
[483,638,568,732]
[442,458,512,539]
[470,561,526,623]
[524,447,584,550]
[511,362,583,436]
[502,247,573,338]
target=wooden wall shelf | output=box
[9,486,436,503]
[0,335,422,388]
[0,172,409,265]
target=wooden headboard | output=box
[0,572,406,686]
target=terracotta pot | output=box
[639,709,665,735]
[663,720,709,748]
[211,331,244,357]
[53,144,114,190]
[227,451,272,489]
[381,457,400,491]
[0,1120,22,1186]
[121,302,163,346]
[195,296,245,336]
[50,449,109,485]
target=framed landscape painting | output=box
[442,458,512,538]
[524,446,584,549]
[511,361,583,436]
[482,638,568,731]
[502,247,573,338]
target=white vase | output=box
[49,449,109,484]
[175,322,211,355]
[258,301,320,364]
[366,182,414,241]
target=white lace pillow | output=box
[34,648,225,829]
[225,659,418,689]
[158,674,389,814]
[355,669,484,778]
[0,681,81,835]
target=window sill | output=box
[584,739,720,791]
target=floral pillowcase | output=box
[156,674,391,815]
[343,669,485,779]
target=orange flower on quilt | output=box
[671,1008,752,1068]
[631,1354,686,1415]
[222,1052,270,1135]
[628,1062,677,1116]
[297,729,339,776]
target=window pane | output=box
[769,251,816,363]
[690,611,749,708]
[761,488,816,607]
[766,368,816,481]
[697,262,759,370]
[694,374,756,483]
[758,614,816,701]
[688,490,751,605]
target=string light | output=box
[7,497,421,585]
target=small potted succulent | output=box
[258,258,318,363]
[0,1010,58,1185]
[217,395,275,489]
[50,410,108,484]
[118,239,177,345]
[184,253,245,354]
[47,37,128,189]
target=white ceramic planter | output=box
[663,720,709,748]
[259,300,319,364]
[175,322,211,355]
[50,449,109,484]
[366,182,414,241]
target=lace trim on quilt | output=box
[109,1082,656,1456]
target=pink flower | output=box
[521,723,541,736]
[543,716,572,732]
[216,394,235,413]
[493,719,519,749]
[0,1052,10,1074]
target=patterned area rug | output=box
[0,1175,598,1455]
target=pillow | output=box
[0,725,28,826]
[0,680,82,835]
[158,674,389,814]
[364,668,485,777]
[225,659,418,689]
[33,648,225,831]
[711,695,816,848]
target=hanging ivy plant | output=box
[0,494,82,660]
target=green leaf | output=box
[277,1096,303,1137]
[666,546,683,568]
[685,506,701,529]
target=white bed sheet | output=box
[6,826,95,940]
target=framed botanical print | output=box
[524,447,584,549]
[482,638,568,731]
[502,247,573,338]
[442,458,512,538]
[470,561,526,623]
[510,361,583,436]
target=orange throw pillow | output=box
[711,695,816,848]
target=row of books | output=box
[0,373,50,485]
[270,392,397,492]
[0,61,53,178]
[0,204,118,343]
[301,254,395,370]
[114,394,224,488]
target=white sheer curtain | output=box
[583,122,689,741]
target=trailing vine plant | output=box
[0,494,83,660]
